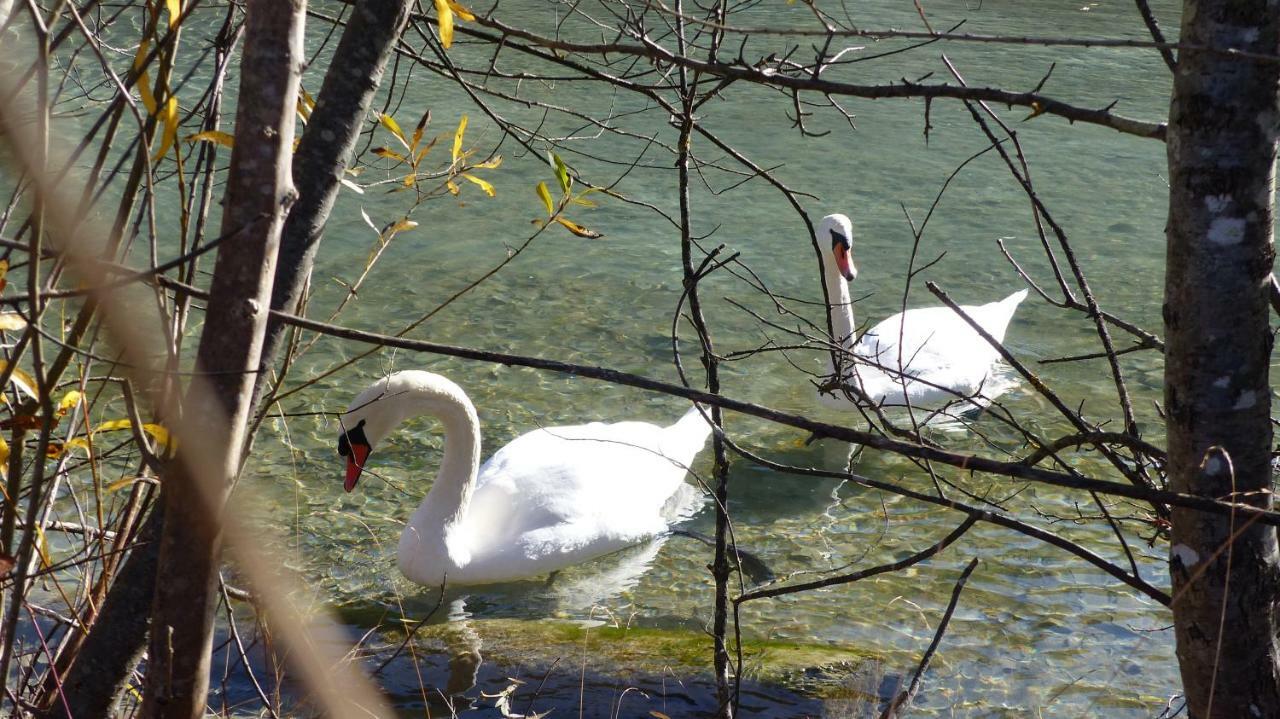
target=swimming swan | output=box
[337,371,712,586]
[816,213,1028,411]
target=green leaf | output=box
[550,152,571,194]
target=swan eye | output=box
[337,419,369,456]
[829,228,850,250]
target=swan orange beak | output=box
[344,444,370,492]
[834,244,856,281]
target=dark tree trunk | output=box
[1165,0,1280,715]
[140,2,305,717]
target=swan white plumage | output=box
[816,213,1028,411]
[337,371,711,586]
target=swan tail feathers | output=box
[980,288,1030,343]
[667,405,714,460]
[1003,288,1030,308]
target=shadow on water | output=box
[201,578,894,718]
[370,630,831,719]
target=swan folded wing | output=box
[515,520,653,565]
[460,420,689,558]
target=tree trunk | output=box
[1165,1,1280,715]
[40,1,412,713]
[255,0,415,400]
[140,2,305,717]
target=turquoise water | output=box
[227,0,1187,714]
[5,0,1187,714]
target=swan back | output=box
[406,404,711,585]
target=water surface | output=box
[230,0,1180,714]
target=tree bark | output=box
[140,2,305,717]
[255,0,415,401]
[1165,1,1280,715]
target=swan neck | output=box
[403,391,481,529]
[823,257,857,371]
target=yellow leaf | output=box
[451,115,468,164]
[0,259,9,293]
[0,362,38,400]
[0,314,26,331]
[388,219,419,235]
[447,179,460,196]
[555,217,604,239]
[402,173,417,188]
[372,147,406,162]
[535,182,554,216]
[154,94,179,162]
[56,390,82,417]
[69,419,177,452]
[164,0,182,29]
[435,0,455,48]
[379,113,407,146]
[463,174,495,197]
[410,110,430,152]
[106,477,138,493]
[34,525,51,569]
[186,130,234,148]
[571,195,597,208]
[297,87,315,122]
[132,39,157,115]
[96,419,132,432]
[447,0,476,21]
[651,713,672,719]
[471,155,502,170]
[0,435,9,477]
[141,423,175,451]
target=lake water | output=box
[16,0,1191,714]
[228,0,1187,714]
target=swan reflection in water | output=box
[405,535,673,710]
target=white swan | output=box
[337,370,711,586]
[816,213,1028,411]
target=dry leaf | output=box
[555,217,603,239]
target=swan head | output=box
[336,371,474,492]
[819,213,857,282]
